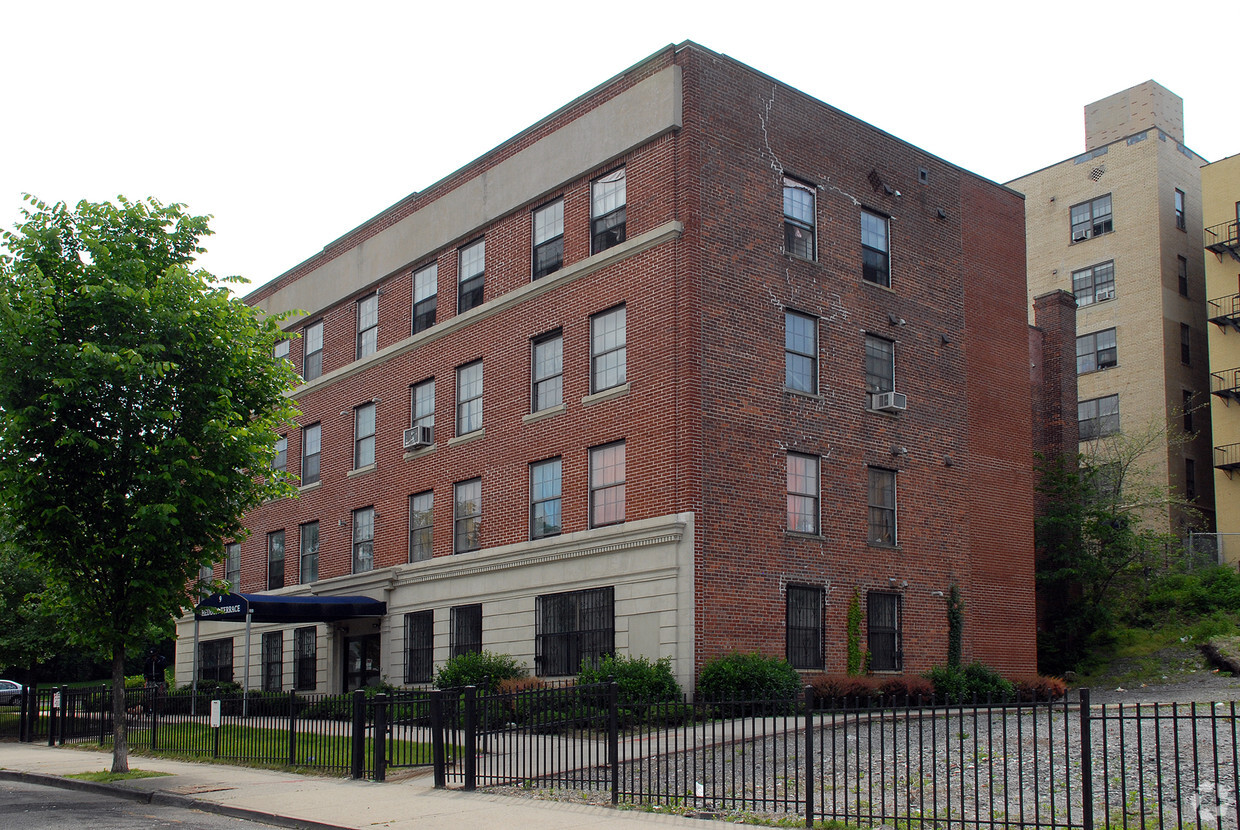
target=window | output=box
[532,331,563,411]
[353,507,374,573]
[225,542,240,588]
[535,586,614,676]
[267,530,285,591]
[868,468,897,546]
[1184,390,1194,434]
[785,311,817,394]
[411,378,435,441]
[450,604,482,658]
[273,435,287,472]
[1076,328,1117,374]
[861,210,891,287]
[1186,458,1197,502]
[591,168,627,254]
[454,478,481,553]
[786,453,819,535]
[458,239,485,313]
[1181,323,1192,365]
[590,305,626,393]
[404,611,433,684]
[356,293,378,360]
[409,490,433,562]
[531,457,562,539]
[533,199,564,278]
[786,585,823,670]
[1079,394,1120,440]
[1178,256,1189,297]
[413,262,438,335]
[303,321,323,381]
[1070,194,1113,241]
[354,402,376,469]
[867,592,902,672]
[198,639,233,684]
[294,627,316,691]
[274,339,290,360]
[1175,188,1186,231]
[301,422,321,485]
[299,522,319,583]
[1072,261,1115,306]
[865,335,895,396]
[455,361,482,435]
[783,177,815,259]
[589,441,625,528]
[262,631,282,692]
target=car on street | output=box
[0,678,23,705]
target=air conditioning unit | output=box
[402,425,433,450]
[1072,231,1089,242]
[1096,287,1115,301]
[872,391,908,412]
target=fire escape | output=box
[1207,217,1240,477]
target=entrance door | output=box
[343,633,381,691]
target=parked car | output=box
[0,679,23,705]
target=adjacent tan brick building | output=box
[1007,81,1214,533]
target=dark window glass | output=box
[1072,261,1116,306]
[454,478,481,553]
[450,604,482,658]
[865,335,895,395]
[356,293,378,359]
[533,200,564,278]
[303,321,323,381]
[266,530,285,591]
[413,263,438,334]
[301,423,321,485]
[299,522,319,583]
[1079,395,1120,440]
[1178,255,1188,297]
[536,587,614,676]
[783,177,815,259]
[786,585,823,669]
[532,331,563,411]
[1076,328,1118,374]
[409,490,433,562]
[354,402,376,469]
[868,468,897,546]
[1175,189,1186,231]
[861,210,890,286]
[1186,458,1196,501]
[353,507,374,573]
[262,631,282,692]
[867,592,902,671]
[591,169,627,254]
[1070,194,1113,241]
[294,627,316,691]
[225,542,240,588]
[404,611,433,684]
[1181,323,1192,365]
[458,240,485,313]
[199,638,234,684]
[456,361,482,435]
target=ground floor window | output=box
[535,586,615,676]
[786,585,823,669]
[262,631,283,692]
[868,592,902,672]
[405,611,434,684]
[450,604,482,658]
[199,638,234,684]
[294,627,316,691]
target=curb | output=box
[0,769,357,830]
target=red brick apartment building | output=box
[176,42,1038,694]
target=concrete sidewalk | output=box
[0,743,704,830]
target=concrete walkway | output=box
[0,743,705,830]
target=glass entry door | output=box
[343,633,381,691]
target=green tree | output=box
[0,512,70,685]
[0,196,299,771]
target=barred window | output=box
[450,604,482,658]
[536,587,614,677]
[262,631,283,692]
[294,627,316,691]
[199,638,233,684]
[867,592,902,672]
[404,611,434,684]
[786,585,823,670]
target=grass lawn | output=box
[109,721,434,771]
[66,769,171,782]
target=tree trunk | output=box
[111,644,128,773]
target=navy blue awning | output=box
[195,592,386,623]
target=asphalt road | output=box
[0,779,286,830]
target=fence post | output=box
[18,685,29,743]
[373,693,388,782]
[1079,687,1093,830]
[287,690,297,766]
[350,689,366,780]
[608,681,619,805]
[150,685,159,751]
[463,686,477,792]
[98,687,107,746]
[804,685,815,829]
[430,690,446,789]
[58,685,68,746]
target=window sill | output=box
[785,531,824,541]
[783,252,817,265]
[867,541,901,551]
[346,464,376,479]
[864,406,901,418]
[1069,231,1113,245]
[582,383,630,407]
[448,428,486,448]
[298,481,322,494]
[861,278,895,293]
[524,404,566,425]
[403,444,437,461]
[785,389,824,402]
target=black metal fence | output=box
[17,684,1240,829]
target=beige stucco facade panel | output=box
[256,65,683,325]
[1204,155,1240,542]
[175,512,697,692]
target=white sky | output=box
[1,0,1230,292]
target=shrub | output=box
[926,662,1015,703]
[877,675,935,701]
[1011,675,1068,701]
[497,676,547,695]
[577,654,681,705]
[696,652,802,703]
[434,651,526,693]
[806,673,880,703]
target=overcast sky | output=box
[1,1,1230,292]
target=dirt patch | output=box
[1075,642,1240,705]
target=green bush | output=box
[696,652,802,702]
[926,661,1014,703]
[577,654,681,705]
[434,651,526,693]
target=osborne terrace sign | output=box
[193,592,386,624]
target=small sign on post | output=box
[210,700,221,728]
[52,692,61,709]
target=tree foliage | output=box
[0,196,300,770]
[0,512,70,681]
